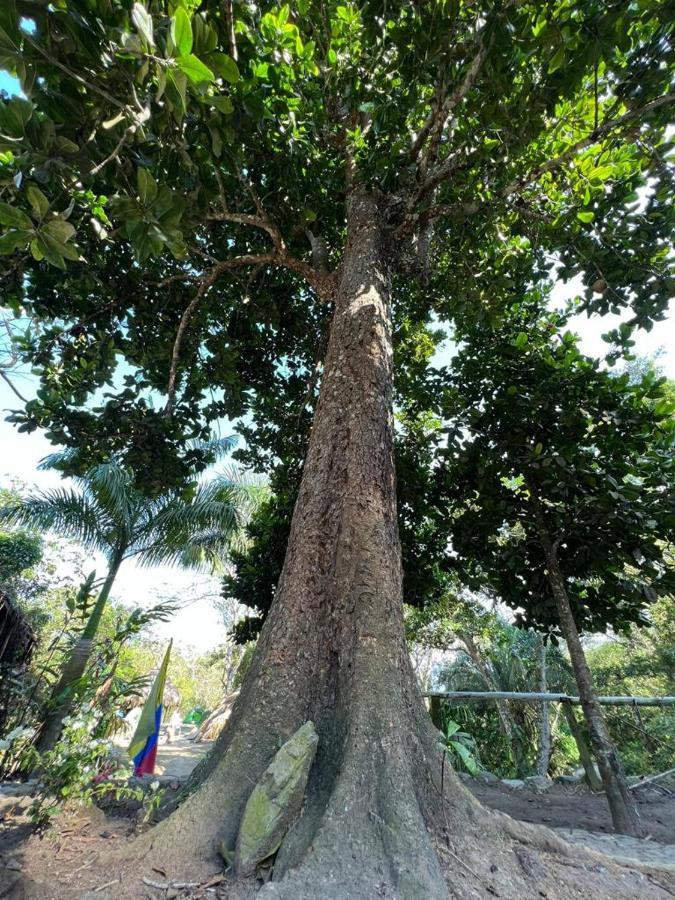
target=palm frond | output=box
[167,528,236,573]
[0,490,109,552]
[85,461,138,528]
[37,449,81,472]
[131,483,244,567]
[187,434,238,462]
[207,467,269,523]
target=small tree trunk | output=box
[535,634,551,777]
[561,700,603,792]
[529,491,642,836]
[462,632,526,776]
[35,560,121,755]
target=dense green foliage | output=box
[426,605,673,779]
[0,528,42,584]
[438,301,675,636]
[0,0,672,495]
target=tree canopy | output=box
[0,0,672,491]
[439,299,675,636]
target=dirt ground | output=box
[467,778,675,845]
[1,765,673,899]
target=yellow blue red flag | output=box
[128,640,172,776]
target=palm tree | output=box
[0,440,254,751]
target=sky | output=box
[1,68,673,654]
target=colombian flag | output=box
[128,640,172,776]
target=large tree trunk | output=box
[529,494,642,837]
[120,195,658,897]
[35,561,120,755]
[144,191,449,896]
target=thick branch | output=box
[163,252,337,415]
[207,211,284,252]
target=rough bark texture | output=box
[35,562,120,755]
[144,192,449,896]
[530,495,643,837]
[114,194,665,898]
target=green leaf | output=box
[208,123,222,157]
[41,217,76,244]
[577,210,594,223]
[171,7,193,57]
[209,95,234,115]
[137,168,158,204]
[38,231,75,267]
[131,3,154,47]
[548,46,565,73]
[514,331,528,349]
[451,741,478,775]
[176,55,215,85]
[206,52,239,84]
[588,166,613,182]
[166,70,188,116]
[444,721,460,738]
[0,202,33,229]
[0,228,30,254]
[27,185,49,219]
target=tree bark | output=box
[561,700,603,792]
[120,196,656,897]
[146,192,452,896]
[528,489,643,836]
[535,634,551,778]
[35,559,122,755]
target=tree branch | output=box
[501,90,675,199]
[26,36,129,113]
[207,211,284,252]
[163,252,337,415]
[414,90,675,229]
[224,0,238,61]
[416,30,494,179]
[0,370,29,404]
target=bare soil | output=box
[467,779,675,846]
[1,775,673,898]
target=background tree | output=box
[0,529,42,585]
[1,449,249,750]
[437,617,574,778]
[0,0,673,891]
[439,300,675,834]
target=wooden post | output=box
[429,694,443,731]
[561,700,603,792]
